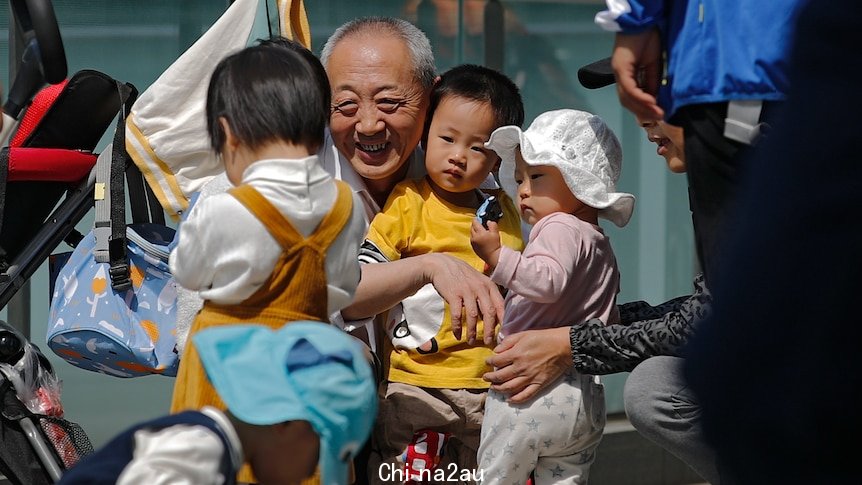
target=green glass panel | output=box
[0,0,693,447]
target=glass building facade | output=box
[0,0,694,448]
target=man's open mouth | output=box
[358,142,386,153]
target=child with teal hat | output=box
[58,322,377,485]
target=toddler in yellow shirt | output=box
[345,64,525,483]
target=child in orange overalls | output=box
[168,40,367,484]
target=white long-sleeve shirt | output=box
[169,156,367,316]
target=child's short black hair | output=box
[256,36,330,110]
[427,64,525,133]
[206,43,330,153]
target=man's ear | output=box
[492,154,502,172]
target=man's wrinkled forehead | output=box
[329,69,426,100]
[328,32,422,80]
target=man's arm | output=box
[343,253,505,345]
[595,1,666,120]
[341,190,419,322]
[342,253,431,320]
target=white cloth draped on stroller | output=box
[125,0,312,221]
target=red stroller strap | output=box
[5,148,95,182]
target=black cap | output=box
[577,57,615,89]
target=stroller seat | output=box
[0,70,127,308]
[4,79,97,184]
[0,1,149,482]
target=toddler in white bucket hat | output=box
[489,108,634,227]
[470,109,633,483]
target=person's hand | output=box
[424,253,504,345]
[470,219,502,269]
[483,326,572,403]
[612,28,664,121]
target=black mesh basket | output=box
[38,415,93,469]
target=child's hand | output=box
[471,219,502,269]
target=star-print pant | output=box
[478,369,605,484]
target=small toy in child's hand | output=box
[476,196,503,229]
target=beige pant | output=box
[479,370,606,484]
[368,382,486,484]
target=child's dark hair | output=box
[256,36,330,110]
[206,43,330,153]
[426,64,525,137]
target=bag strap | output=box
[126,162,165,225]
[93,81,138,291]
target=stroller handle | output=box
[10,0,67,83]
[4,0,67,118]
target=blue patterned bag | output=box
[46,223,179,377]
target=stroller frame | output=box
[0,1,159,483]
[0,171,95,311]
[1,319,95,484]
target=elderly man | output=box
[318,17,505,347]
[317,17,506,484]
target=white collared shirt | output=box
[170,156,367,313]
[317,128,427,225]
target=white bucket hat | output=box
[486,109,635,227]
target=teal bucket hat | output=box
[193,322,377,485]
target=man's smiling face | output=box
[327,33,430,188]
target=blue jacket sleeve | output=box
[596,0,664,33]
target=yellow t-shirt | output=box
[365,177,524,388]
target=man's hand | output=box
[483,327,572,403]
[470,219,502,269]
[612,28,664,121]
[424,253,504,345]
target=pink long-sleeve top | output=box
[491,212,621,339]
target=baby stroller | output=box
[0,320,92,484]
[0,0,150,482]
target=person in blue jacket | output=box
[684,0,862,482]
[589,1,806,483]
[596,0,806,281]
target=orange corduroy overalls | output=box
[171,181,353,484]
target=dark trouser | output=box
[674,102,780,283]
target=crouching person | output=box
[59,322,377,485]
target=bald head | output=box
[320,16,436,89]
